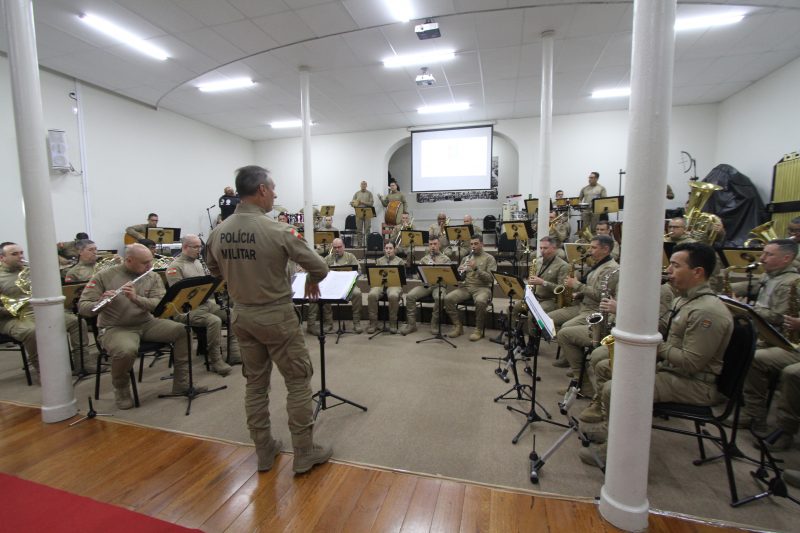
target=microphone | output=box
[206,204,215,210]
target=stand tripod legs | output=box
[416,282,456,348]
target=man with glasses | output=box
[126,213,159,241]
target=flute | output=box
[91,268,154,312]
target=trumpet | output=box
[91,268,154,312]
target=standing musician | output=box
[218,186,240,221]
[428,213,451,250]
[578,171,607,233]
[552,235,619,394]
[1,242,87,382]
[367,241,405,334]
[126,213,159,241]
[444,235,497,341]
[206,165,333,474]
[580,242,733,466]
[78,243,197,409]
[378,181,407,221]
[64,239,98,283]
[389,212,414,258]
[306,238,363,334]
[166,234,241,375]
[350,180,374,247]
[401,236,451,335]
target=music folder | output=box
[355,206,376,219]
[493,272,526,299]
[721,248,764,275]
[314,231,339,246]
[525,285,556,341]
[153,276,219,319]
[146,227,181,243]
[320,205,335,216]
[524,198,541,216]
[401,230,428,247]
[366,265,406,289]
[593,196,623,214]
[418,264,459,287]
[719,295,796,353]
[502,221,533,241]
[445,224,474,243]
[291,271,358,303]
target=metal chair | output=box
[651,314,757,505]
[0,333,32,386]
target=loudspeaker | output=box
[47,129,70,171]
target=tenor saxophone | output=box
[554,262,574,308]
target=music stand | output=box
[401,230,428,276]
[155,276,227,416]
[147,227,180,256]
[722,249,765,302]
[292,271,367,420]
[320,205,335,217]
[366,265,406,340]
[314,230,339,256]
[329,264,359,343]
[355,206,376,260]
[213,280,237,366]
[524,199,539,218]
[564,243,590,279]
[416,264,459,348]
[446,225,475,264]
[502,221,533,277]
[63,282,91,384]
[593,196,623,221]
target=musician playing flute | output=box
[79,243,199,410]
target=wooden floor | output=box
[0,402,743,532]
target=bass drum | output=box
[385,200,401,225]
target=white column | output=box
[537,31,555,255]
[3,0,77,422]
[599,1,676,530]
[299,67,314,249]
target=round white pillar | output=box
[299,67,315,248]
[537,31,555,254]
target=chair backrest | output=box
[716,314,756,401]
[483,215,497,232]
[496,233,517,254]
[367,232,384,252]
[345,214,356,231]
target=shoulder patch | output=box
[86,280,96,289]
[166,267,178,275]
[700,319,712,329]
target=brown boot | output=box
[448,323,463,338]
[252,430,284,472]
[293,443,333,474]
[469,328,484,341]
[114,386,134,410]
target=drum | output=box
[385,200,401,225]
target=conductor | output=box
[206,165,333,475]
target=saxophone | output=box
[586,267,619,347]
[554,262,574,308]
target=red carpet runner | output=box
[0,473,202,533]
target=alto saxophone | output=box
[586,267,619,348]
[554,262,574,308]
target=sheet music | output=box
[292,271,358,301]
[525,285,556,341]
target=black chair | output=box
[456,295,495,331]
[494,233,518,272]
[342,214,357,247]
[652,314,757,505]
[0,333,32,386]
[366,232,384,263]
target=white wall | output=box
[1,56,254,252]
[716,56,800,202]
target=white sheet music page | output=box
[292,271,359,301]
[525,285,556,340]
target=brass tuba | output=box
[743,220,778,248]
[685,181,722,244]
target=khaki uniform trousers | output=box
[555,312,593,372]
[174,307,241,362]
[307,287,362,326]
[548,305,580,330]
[0,312,82,371]
[588,345,612,400]
[368,287,402,324]
[444,286,492,331]
[232,302,315,449]
[404,285,445,328]
[776,362,800,436]
[743,346,800,422]
[99,318,189,391]
[511,298,556,335]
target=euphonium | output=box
[743,220,779,248]
[685,181,723,244]
[601,334,615,370]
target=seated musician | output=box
[401,236,451,335]
[548,211,570,245]
[126,213,159,241]
[277,212,289,224]
[551,235,619,392]
[428,213,451,250]
[306,238,363,334]
[314,216,339,255]
[444,235,496,341]
[594,221,620,261]
[579,242,733,466]
[0,242,87,382]
[57,232,89,269]
[445,214,481,260]
[367,241,405,334]
[389,213,414,258]
[664,217,694,244]
[78,243,201,410]
[510,237,570,335]
[64,239,97,283]
[166,234,241,375]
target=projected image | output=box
[418,156,499,203]
[411,126,493,192]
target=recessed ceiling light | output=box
[675,12,745,31]
[385,0,413,23]
[417,102,470,114]
[269,120,316,129]
[79,13,168,61]
[383,50,455,68]
[197,78,255,92]
[591,87,631,99]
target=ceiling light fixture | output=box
[78,13,169,61]
[385,0,413,23]
[675,12,745,31]
[270,120,315,129]
[198,78,255,92]
[383,50,455,68]
[591,87,631,99]
[418,102,470,114]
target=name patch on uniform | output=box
[700,319,712,328]
[220,231,256,244]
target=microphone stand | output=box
[206,204,215,231]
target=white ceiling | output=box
[2,1,799,140]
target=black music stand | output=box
[401,230,428,276]
[446,225,474,264]
[63,282,92,384]
[314,230,340,256]
[722,249,764,303]
[502,221,533,277]
[366,265,406,339]
[293,271,367,420]
[146,227,180,256]
[564,243,590,279]
[416,264,459,348]
[155,276,227,416]
[593,196,623,222]
[329,264,359,344]
[355,206,376,262]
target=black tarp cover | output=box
[701,164,768,247]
